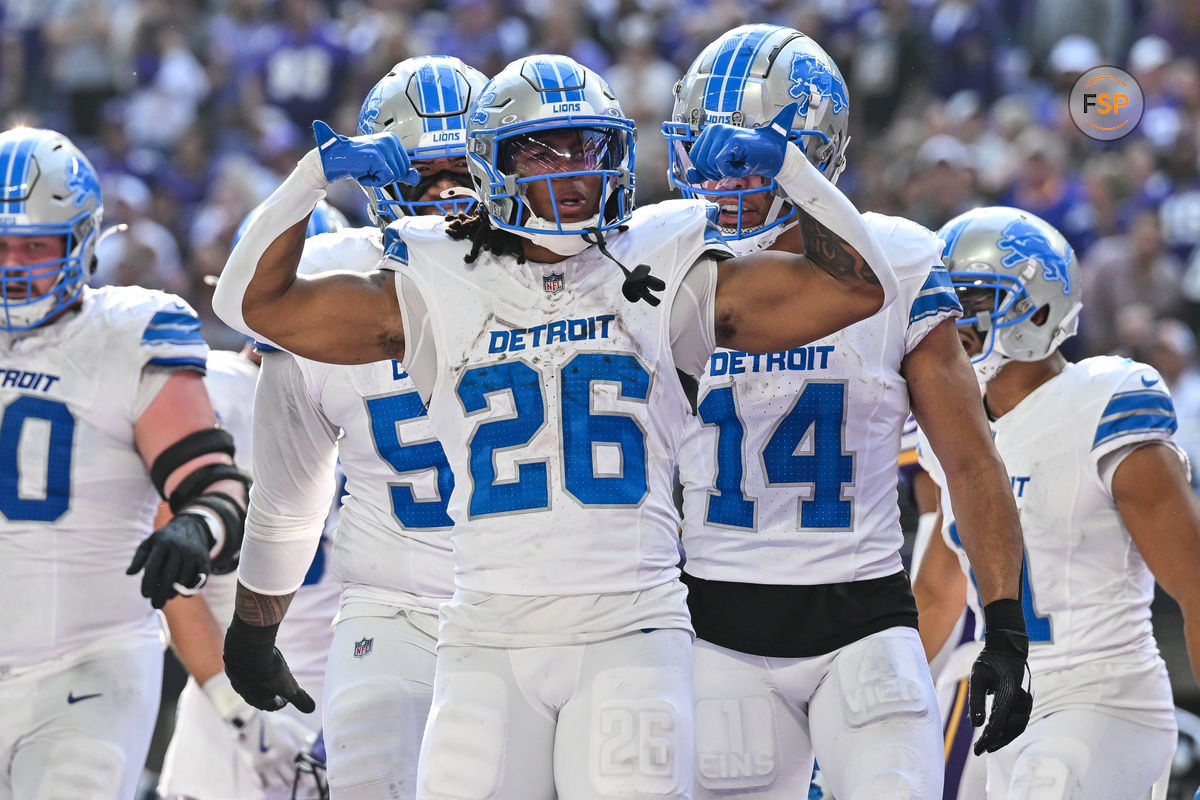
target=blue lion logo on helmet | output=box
[64,157,100,208]
[357,85,383,135]
[997,218,1074,295]
[788,52,849,119]
[469,91,496,127]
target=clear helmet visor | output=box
[495,126,629,235]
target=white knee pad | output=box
[1007,753,1084,800]
[694,695,778,791]
[22,739,125,800]
[833,636,930,728]
[845,771,919,800]
[419,672,508,800]
[325,678,432,799]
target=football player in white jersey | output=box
[227,57,486,800]
[662,24,1029,799]
[913,206,1200,798]
[0,127,249,799]
[158,201,348,800]
[212,53,899,800]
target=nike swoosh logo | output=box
[1142,376,1160,387]
[259,725,269,754]
[67,692,102,704]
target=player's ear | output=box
[1030,305,1050,326]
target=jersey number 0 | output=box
[0,396,74,522]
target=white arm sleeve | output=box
[211,149,328,344]
[670,257,718,379]
[773,145,899,308]
[238,350,340,595]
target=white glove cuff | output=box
[202,670,256,727]
[772,144,899,306]
[181,505,226,560]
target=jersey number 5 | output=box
[365,391,455,530]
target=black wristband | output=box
[982,598,1025,633]
[227,614,281,647]
[982,598,1029,656]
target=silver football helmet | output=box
[357,56,488,226]
[466,54,636,254]
[663,24,850,248]
[0,127,103,331]
[938,206,1082,382]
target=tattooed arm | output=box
[712,145,896,353]
[234,583,296,626]
[798,208,880,287]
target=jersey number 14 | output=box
[699,381,854,531]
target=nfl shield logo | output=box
[353,637,373,659]
[543,272,564,295]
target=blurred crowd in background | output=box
[6,0,1200,475]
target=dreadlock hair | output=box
[445,207,527,265]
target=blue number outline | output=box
[759,379,856,531]
[363,390,454,530]
[948,521,1052,643]
[696,382,757,530]
[456,359,551,519]
[0,395,76,522]
[559,350,652,508]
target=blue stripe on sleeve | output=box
[909,265,962,324]
[143,310,203,345]
[1100,390,1175,418]
[148,356,207,371]
[1093,413,1178,448]
[384,226,408,265]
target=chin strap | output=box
[581,227,666,307]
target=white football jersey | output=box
[242,227,455,612]
[919,357,1183,683]
[388,200,729,598]
[0,286,208,669]
[203,349,259,472]
[199,349,339,661]
[679,213,959,585]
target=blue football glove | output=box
[311,120,419,188]
[686,103,798,184]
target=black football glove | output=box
[223,615,315,714]
[126,513,213,609]
[969,598,1033,755]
